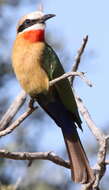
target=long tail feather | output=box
[37,95,94,183]
[62,127,94,183]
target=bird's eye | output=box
[25,19,31,25]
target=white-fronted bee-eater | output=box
[12,9,94,184]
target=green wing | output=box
[43,43,82,127]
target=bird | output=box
[12,9,94,184]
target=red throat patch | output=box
[23,29,45,43]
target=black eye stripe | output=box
[17,19,40,33]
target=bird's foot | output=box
[29,98,36,109]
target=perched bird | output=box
[12,10,94,183]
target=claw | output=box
[29,98,35,109]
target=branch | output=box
[68,35,108,189]
[0,90,26,130]
[105,160,109,165]
[76,96,105,141]
[105,135,109,140]
[50,71,93,87]
[0,71,92,137]
[76,95,108,190]
[70,35,88,85]
[0,149,70,169]
[0,36,91,134]
[0,106,37,137]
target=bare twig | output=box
[70,35,88,85]
[68,35,108,189]
[0,71,91,134]
[14,177,23,190]
[0,90,26,130]
[0,106,37,137]
[105,160,109,165]
[76,96,105,140]
[0,149,70,169]
[105,135,109,140]
[76,96,108,190]
[50,71,93,87]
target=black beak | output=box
[39,14,56,23]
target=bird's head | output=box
[17,11,55,43]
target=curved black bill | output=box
[39,14,56,23]
[42,14,56,21]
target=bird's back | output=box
[42,44,82,128]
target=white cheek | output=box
[20,23,45,34]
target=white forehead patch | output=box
[26,11,44,20]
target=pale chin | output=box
[20,23,45,34]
